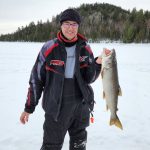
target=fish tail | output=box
[110,116,123,130]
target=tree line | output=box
[0,3,150,43]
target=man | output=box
[20,8,107,150]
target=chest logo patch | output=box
[50,60,64,66]
[79,56,88,62]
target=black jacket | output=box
[24,33,101,120]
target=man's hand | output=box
[96,48,111,64]
[20,111,30,124]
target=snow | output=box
[0,41,150,150]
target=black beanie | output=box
[60,9,81,25]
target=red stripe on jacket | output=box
[80,64,89,68]
[44,43,59,57]
[45,65,63,76]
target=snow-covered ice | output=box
[0,41,150,150]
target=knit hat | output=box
[59,9,81,25]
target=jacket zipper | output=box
[54,46,67,121]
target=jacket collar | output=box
[57,31,87,46]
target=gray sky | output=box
[0,0,150,35]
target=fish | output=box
[101,48,123,130]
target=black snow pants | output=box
[40,79,90,150]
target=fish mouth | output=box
[103,48,112,56]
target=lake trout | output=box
[101,48,123,130]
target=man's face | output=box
[61,21,79,40]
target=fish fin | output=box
[110,116,123,130]
[103,91,105,99]
[118,87,122,96]
[101,69,104,78]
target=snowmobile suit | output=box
[24,33,101,149]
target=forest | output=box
[0,3,150,43]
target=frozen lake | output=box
[0,41,150,150]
